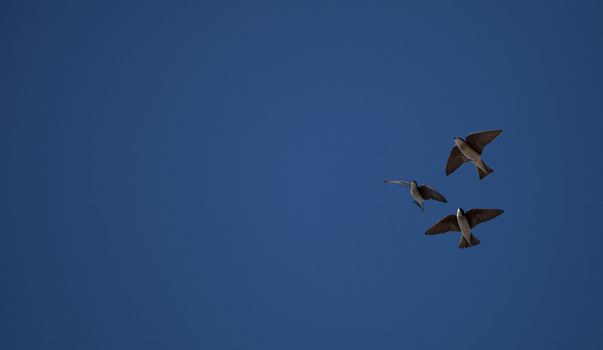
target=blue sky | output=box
[1,1,603,349]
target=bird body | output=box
[425,208,503,249]
[446,130,502,179]
[384,180,447,211]
[454,138,487,174]
[456,208,475,246]
[409,181,425,210]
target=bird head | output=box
[456,208,465,216]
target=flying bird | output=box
[384,180,447,211]
[445,129,502,179]
[425,208,503,249]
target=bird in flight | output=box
[384,180,447,211]
[425,208,503,248]
[445,129,502,179]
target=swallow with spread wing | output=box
[446,129,502,179]
[425,208,503,249]
[384,180,447,211]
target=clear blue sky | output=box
[2,1,602,349]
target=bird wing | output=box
[418,185,447,203]
[465,129,502,155]
[445,146,468,175]
[465,209,504,228]
[384,180,410,187]
[425,215,460,235]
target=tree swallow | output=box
[425,208,504,248]
[446,129,502,179]
[384,180,447,211]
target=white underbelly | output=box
[459,144,485,171]
[410,187,424,203]
[459,145,480,162]
[458,216,471,239]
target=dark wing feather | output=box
[446,146,469,176]
[418,185,447,203]
[425,215,460,235]
[465,129,502,154]
[445,146,468,175]
[465,209,504,228]
[384,180,410,187]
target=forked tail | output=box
[458,234,481,249]
[477,160,494,180]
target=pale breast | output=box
[458,142,480,162]
[410,186,423,202]
[457,215,471,235]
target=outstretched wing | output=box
[384,180,410,187]
[425,215,460,235]
[445,146,468,175]
[465,209,504,228]
[465,129,502,154]
[418,185,447,203]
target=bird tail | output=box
[458,234,481,249]
[477,160,494,179]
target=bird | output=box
[445,129,502,179]
[384,180,447,211]
[425,208,503,249]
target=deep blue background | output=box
[2,1,602,349]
